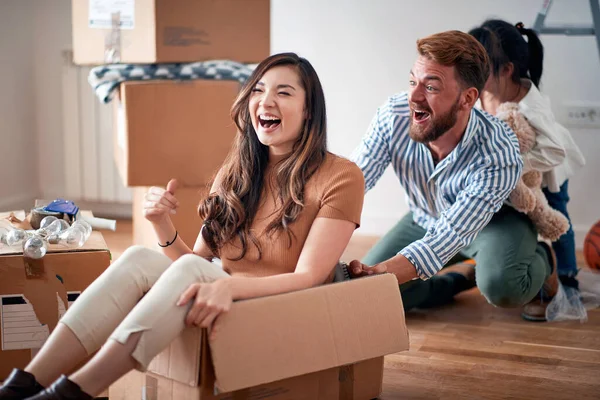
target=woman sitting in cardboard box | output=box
[1,53,365,400]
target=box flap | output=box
[210,273,409,392]
[147,325,203,387]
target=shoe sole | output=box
[521,312,547,322]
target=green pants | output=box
[363,206,552,311]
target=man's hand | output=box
[350,255,419,284]
[348,260,387,278]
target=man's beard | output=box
[409,98,461,143]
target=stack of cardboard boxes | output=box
[72,0,270,249]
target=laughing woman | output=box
[0,53,364,399]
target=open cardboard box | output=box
[111,273,409,399]
[0,210,111,380]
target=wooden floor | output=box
[105,220,600,400]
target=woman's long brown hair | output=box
[198,53,327,260]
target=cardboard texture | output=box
[114,80,239,187]
[140,274,408,399]
[72,0,270,65]
[339,357,385,400]
[0,211,111,380]
[112,357,384,399]
[132,186,208,249]
[210,274,408,392]
[111,367,339,400]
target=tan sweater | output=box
[217,153,364,277]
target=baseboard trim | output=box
[0,193,38,213]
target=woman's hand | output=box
[177,279,233,339]
[143,179,180,224]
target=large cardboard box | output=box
[110,367,341,400]
[72,0,270,65]
[114,80,239,187]
[132,186,208,250]
[0,211,111,380]
[110,274,408,399]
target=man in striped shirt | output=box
[349,31,558,315]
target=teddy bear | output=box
[496,102,569,242]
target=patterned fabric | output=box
[88,60,255,104]
[351,92,523,280]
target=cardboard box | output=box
[132,186,208,250]
[110,367,340,400]
[112,274,408,399]
[114,80,239,187]
[339,357,385,400]
[0,211,111,380]
[72,0,270,65]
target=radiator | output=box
[61,50,132,208]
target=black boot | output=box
[24,376,92,400]
[0,368,44,399]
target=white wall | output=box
[271,0,600,246]
[31,0,132,218]
[32,0,73,201]
[0,1,38,211]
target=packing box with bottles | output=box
[0,210,111,380]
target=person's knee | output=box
[171,254,200,269]
[477,269,527,308]
[169,254,226,281]
[107,245,167,279]
[120,245,154,260]
[168,254,206,276]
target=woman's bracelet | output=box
[158,230,178,248]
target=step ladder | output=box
[533,0,600,59]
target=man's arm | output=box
[356,162,521,284]
[354,125,523,283]
[351,103,394,191]
[400,154,522,281]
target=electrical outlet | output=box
[561,103,600,128]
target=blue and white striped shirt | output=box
[351,92,522,280]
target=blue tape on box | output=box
[44,199,80,216]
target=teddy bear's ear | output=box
[496,102,521,122]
